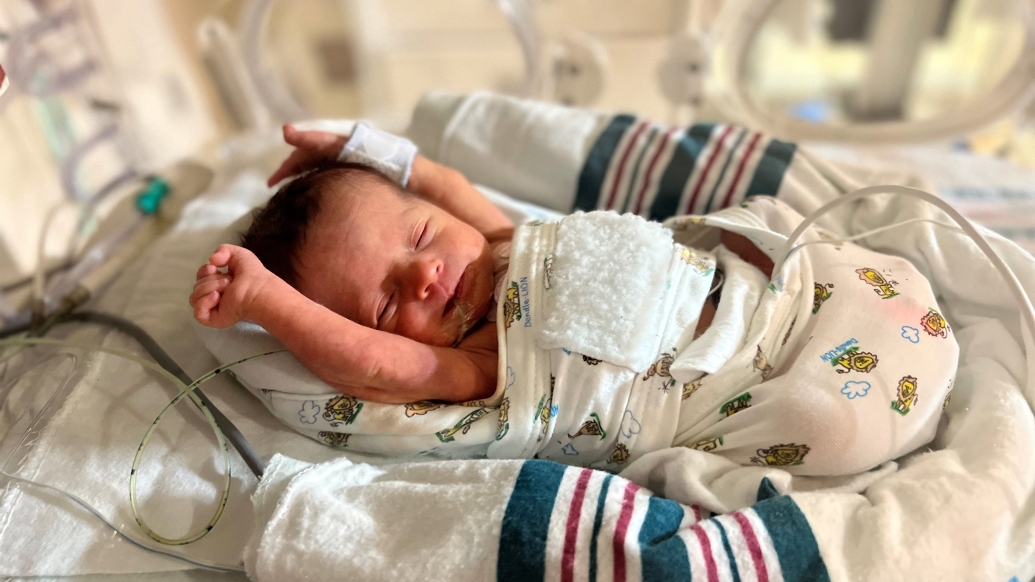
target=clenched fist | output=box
[190,244,275,329]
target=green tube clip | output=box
[135,177,171,216]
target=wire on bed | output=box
[0,323,285,561]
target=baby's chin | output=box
[467,251,497,323]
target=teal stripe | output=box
[756,477,781,502]
[588,475,613,582]
[744,138,797,198]
[649,124,715,221]
[575,114,638,211]
[638,496,692,581]
[713,520,742,582]
[621,126,660,213]
[497,461,568,582]
[703,129,747,213]
[751,494,831,582]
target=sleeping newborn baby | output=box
[191,125,958,475]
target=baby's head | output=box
[243,163,495,347]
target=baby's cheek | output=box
[398,306,454,347]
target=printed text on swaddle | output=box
[520,277,532,327]
[821,338,858,363]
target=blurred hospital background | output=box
[2,0,1035,295]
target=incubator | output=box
[2,0,1035,580]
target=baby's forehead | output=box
[313,179,398,221]
[325,172,400,202]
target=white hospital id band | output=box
[337,121,418,187]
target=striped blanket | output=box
[410,92,815,221]
[573,117,796,221]
[246,455,827,582]
[496,462,823,582]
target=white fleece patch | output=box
[537,211,679,371]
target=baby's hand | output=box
[267,125,348,187]
[190,245,274,329]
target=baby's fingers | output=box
[193,291,221,324]
[267,149,314,187]
[190,275,229,307]
[208,244,242,269]
[282,125,343,150]
[196,263,218,281]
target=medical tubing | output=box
[60,124,121,202]
[65,312,268,479]
[0,327,282,547]
[129,368,232,546]
[0,260,74,295]
[129,349,279,546]
[32,201,73,321]
[785,218,967,256]
[0,337,185,398]
[772,185,1035,385]
[0,321,32,339]
[2,311,267,478]
[0,472,244,573]
[42,216,144,315]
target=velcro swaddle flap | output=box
[537,211,681,371]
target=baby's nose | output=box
[411,257,444,300]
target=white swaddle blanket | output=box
[219,199,956,478]
[488,211,717,466]
[209,211,717,466]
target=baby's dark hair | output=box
[241,162,405,287]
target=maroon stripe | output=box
[684,125,735,215]
[631,128,678,216]
[732,511,768,581]
[692,525,721,582]
[612,481,639,582]
[561,469,594,582]
[719,132,763,210]
[605,121,650,210]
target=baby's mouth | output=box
[446,266,475,346]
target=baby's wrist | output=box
[241,273,289,325]
[337,122,417,186]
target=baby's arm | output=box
[267,125,514,242]
[190,245,497,404]
[406,156,514,242]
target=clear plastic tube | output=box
[0,333,284,571]
[42,214,145,313]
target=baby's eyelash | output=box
[377,295,390,326]
[415,222,428,249]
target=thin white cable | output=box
[33,201,74,311]
[784,218,966,258]
[772,185,1035,398]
